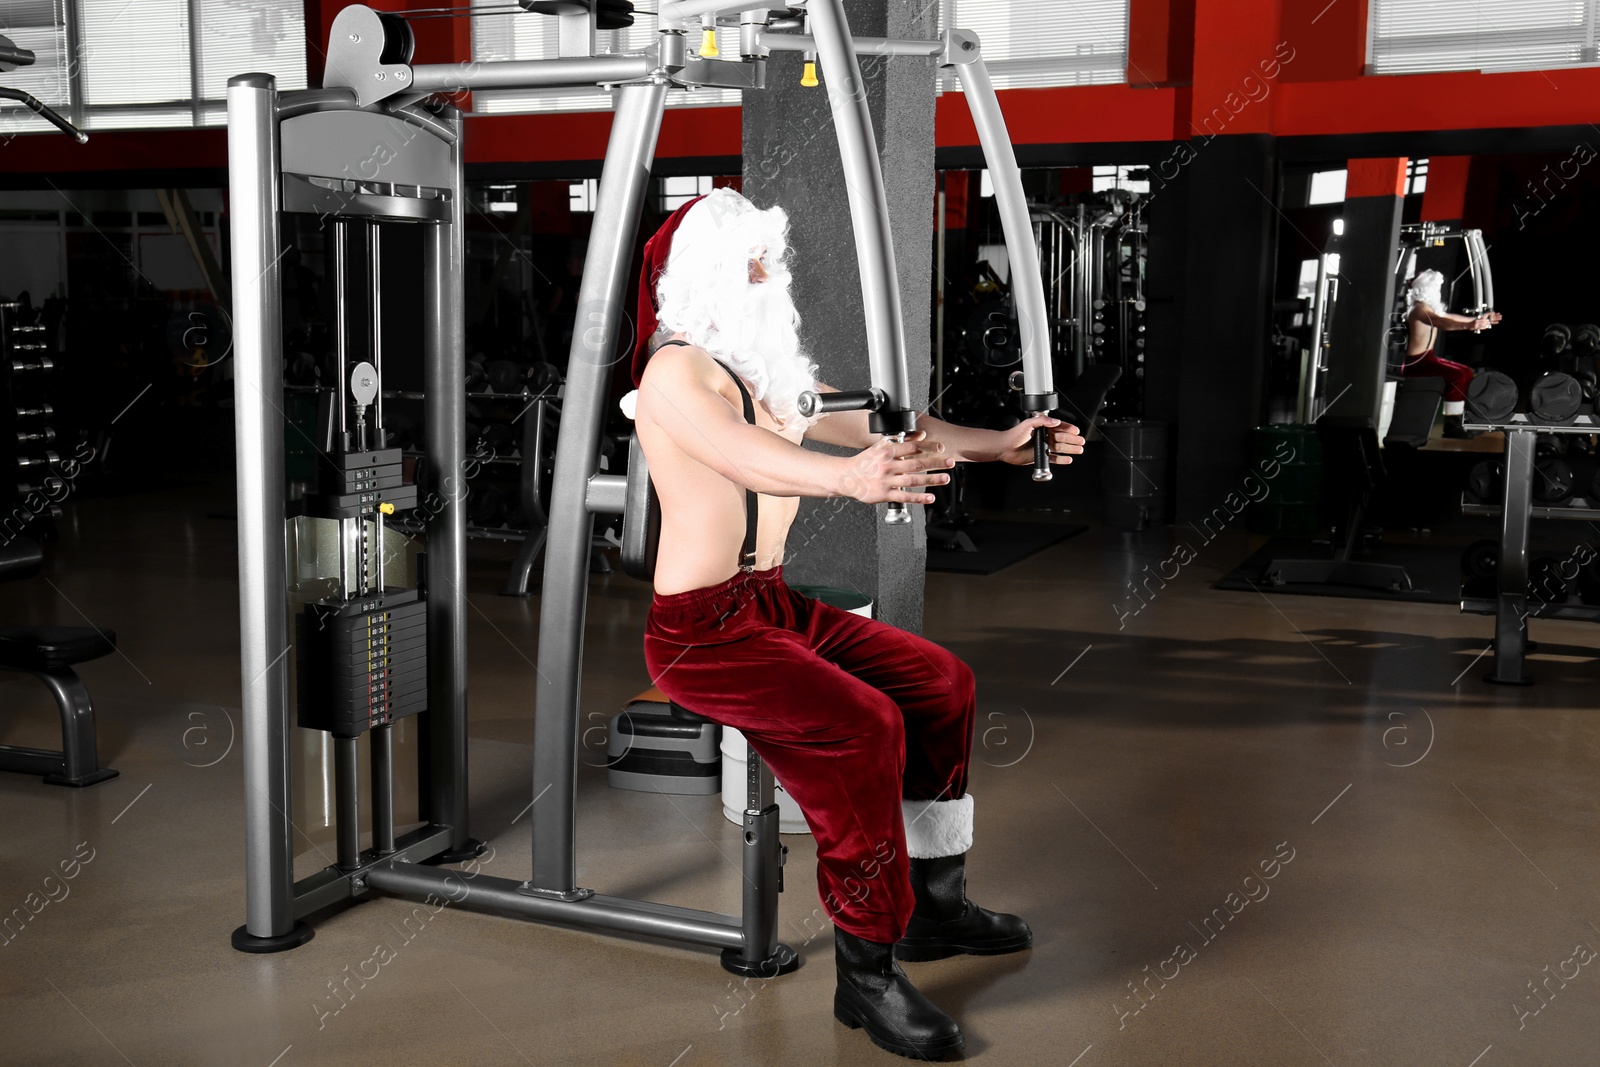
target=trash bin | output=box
[1100,419,1168,531]
[1246,425,1323,536]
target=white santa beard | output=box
[669,276,817,425]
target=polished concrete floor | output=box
[1,480,1597,1067]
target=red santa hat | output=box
[630,194,707,388]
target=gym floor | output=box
[1,481,1596,1067]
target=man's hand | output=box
[841,431,954,505]
[1473,311,1504,331]
[981,416,1086,467]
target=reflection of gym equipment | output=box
[1260,418,1416,593]
[229,0,1055,975]
[0,539,120,787]
[1301,221,1495,427]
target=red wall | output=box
[10,0,1600,178]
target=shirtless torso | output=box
[635,340,807,594]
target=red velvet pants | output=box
[643,567,976,943]
[1402,349,1474,403]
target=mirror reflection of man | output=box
[1402,269,1502,438]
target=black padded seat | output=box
[0,626,116,671]
[668,701,712,725]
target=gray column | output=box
[742,0,936,632]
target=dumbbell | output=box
[485,360,525,393]
[1465,460,1503,503]
[1460,539,1499,599]
[1534,456,1576,504]
[528,362,562,392]
[1542,323,1572,359]
[1577,368,1600,402]
[1530,372,1584,425]
[1575,324,1600,358]
[480,422,515,453]
[1530,554,1572,603]
[1467,370,1518,423]
[464,359,488,392]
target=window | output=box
[471,0,1130,114]
[569,178,599,214]
[1369,0,1600,75]
[1091,164,1150,193]
[660,175,716,212]
[472,13,741,115]
[1308,169,1348,205]
[1407,157,1429,195]
[1296,258,1320,300]
[0,0,306,134]
[940,0,1130,90]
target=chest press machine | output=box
[229,0,1057,974]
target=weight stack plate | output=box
[297,589,428,737]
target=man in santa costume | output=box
[629,187,1084,1060]
[1401,268,1502,438]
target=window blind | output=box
[472,13,740,115]
[940,0,1130,90]
[0,1,71,134]
[0,0,305,135]
[1369,0,1597,74]
[472,0,1130,116]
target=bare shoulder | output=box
[637,343,740,418]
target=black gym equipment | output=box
[1532,455,1576,504]
[1465,460,1504,504]
[1260,418,1415,594]
[1529,372,1584,425]
[1460,538,1499,600]
[1541,322,1571,359]
[1529,554,1571,604]
[0,538,120,786]
[1466,370,1518,423]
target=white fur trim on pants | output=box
[902,794,974,859]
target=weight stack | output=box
[296,587,427,738]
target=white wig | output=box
[653,188,818,425]
[1406,268,1445,312]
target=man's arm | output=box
[637,348,951,503]
[1413,303,1501,332]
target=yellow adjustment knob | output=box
[801,61,819,87]
[377,502,395,515]
[700,28,719,57]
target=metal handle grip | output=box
[1032,425,1052,483]
[797,388,884,419]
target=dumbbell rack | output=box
[1460,413,1600,684]
[0,303,63,542]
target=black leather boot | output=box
[894,853,1033,962]
[834,927,964,1061]
[1443,414,1479,439]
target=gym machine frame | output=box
[230,0,1057,972]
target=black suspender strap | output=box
[653,340,759,572]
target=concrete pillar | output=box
[742,1,937,632]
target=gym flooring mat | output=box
[926,519,1088,575]
[1214,537,1463,605]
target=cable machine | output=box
[229,0,1057,974]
